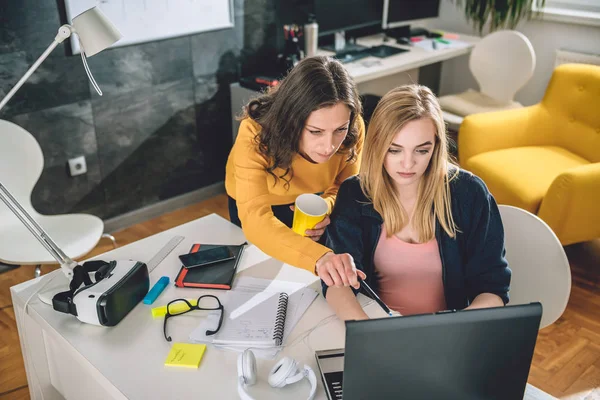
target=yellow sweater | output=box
[225,117,365,273]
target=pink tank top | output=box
[374,224,447,316]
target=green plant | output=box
[454,0,546,33]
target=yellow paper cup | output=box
[292,194,328,236]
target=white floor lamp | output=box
[0,6,121,277]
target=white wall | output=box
[430,1,600,106]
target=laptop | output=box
[316,303,542,400]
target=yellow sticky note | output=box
[164,343,206,368]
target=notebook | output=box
[174,243,247,289]
[212,291,290,347]
[189,278,319,351]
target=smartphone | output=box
[179,246,235,269]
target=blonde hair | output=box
[359,84,458,241]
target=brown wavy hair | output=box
[241,56,362,187]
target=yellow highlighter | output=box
[151,299,198,318]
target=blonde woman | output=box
[324,85,510,321]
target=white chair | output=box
[499,205,571,329]
[439,30,536,131]
[0,120,116,277]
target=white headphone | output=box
[237,349,317,400]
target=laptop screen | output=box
[317,303,542,400]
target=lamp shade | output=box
[72,6,122,56]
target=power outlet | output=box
[68,156,87,177]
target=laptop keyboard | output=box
[324,371,344,399]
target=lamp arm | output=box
[0,183,76,278]
[0,25,74,113]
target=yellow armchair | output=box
[459,64,600,245]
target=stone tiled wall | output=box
[0,0,276,219]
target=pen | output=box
[359,278,393,316]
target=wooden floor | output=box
[1,193,599,399]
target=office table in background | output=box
[231,30,480,140]
[11,214,555,399]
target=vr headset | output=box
[52,259,150,326]
[0,182,149,327]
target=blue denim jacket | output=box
[323,169,511,310]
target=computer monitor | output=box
[382,0,440,30]
[316,0,383,36]
[315,0,384,53]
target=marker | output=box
[151,298,198,318]
[143,276,170,305]
[435,38,451,44]
[359,278,393,317]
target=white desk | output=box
[12,214,555,399]
[230,31,480,140]
[317,33,479,87]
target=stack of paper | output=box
[414,38,470,51]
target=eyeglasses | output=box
[163,295,224,342]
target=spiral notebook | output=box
[211,291,290,347]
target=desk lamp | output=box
[0,7,149,326]
[0,6,121,111]
[0,6,120,278]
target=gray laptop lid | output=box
[343,303,542,400]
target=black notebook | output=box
[174,243,246,289]
[212,291,289,347]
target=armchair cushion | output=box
[464,146,589,213]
